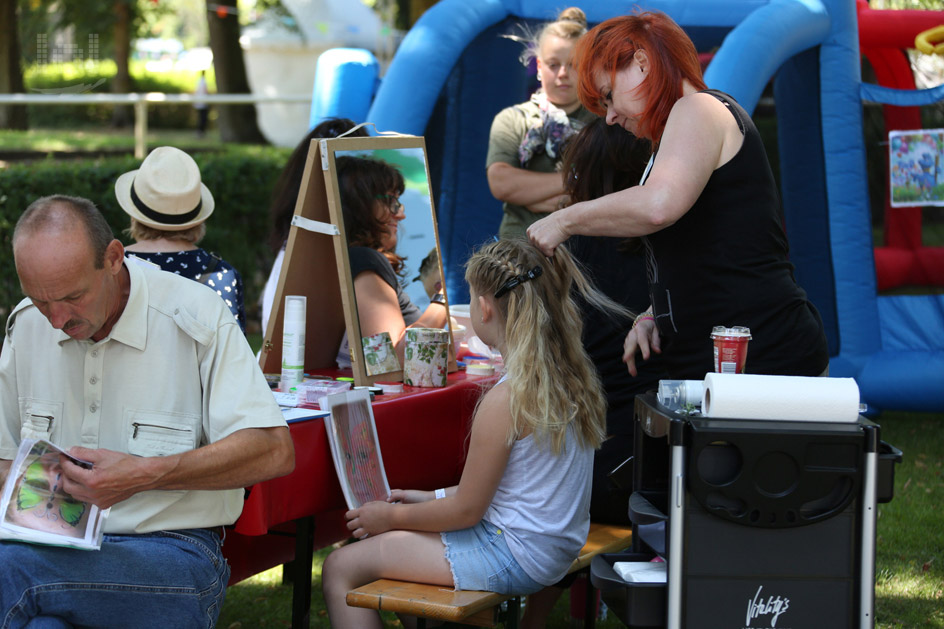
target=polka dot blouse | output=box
[125,249,246,333]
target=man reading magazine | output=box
[0,195,295,627]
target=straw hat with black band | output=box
[115,146,215,231]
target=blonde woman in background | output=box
[486,7,597,239]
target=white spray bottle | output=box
[280,295,307,391]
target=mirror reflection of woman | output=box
[261,118,369,334]
[336,156,448,366]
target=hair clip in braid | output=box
[494,265,543,299]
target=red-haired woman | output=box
[528,11,828,380]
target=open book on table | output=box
[0,439,109,550]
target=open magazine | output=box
[321,388,391,509]
[0,439,109,550]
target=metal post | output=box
[133,99,147,159]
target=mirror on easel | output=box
[258,138,347,378]
[259,134,455,388]
[322,134,455,386]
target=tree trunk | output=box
[207,0,266,144]
[0,0,28,129]
[111,0,133,128]
[407,0,437,27]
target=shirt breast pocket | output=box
[19,399,63,442]
[125,409,200,457]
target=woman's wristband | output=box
[435,488,447,499]
[632,312,654,330]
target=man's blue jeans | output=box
[0,528,229,629]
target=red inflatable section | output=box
[858,0,944,290]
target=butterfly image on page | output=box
[9,454,89,538]
[0,438,106,549]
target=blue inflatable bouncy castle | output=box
[312,0,944,413]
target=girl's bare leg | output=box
[323,529,454,628]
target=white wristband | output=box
[435,488,446,500]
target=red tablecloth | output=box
[225,372,495,583]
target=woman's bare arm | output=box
[528,93,739,256]
[354,271,448,364]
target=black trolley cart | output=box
[591,392,902,629]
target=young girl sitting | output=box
[322,238,629,627]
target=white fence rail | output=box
[0,93,312,158]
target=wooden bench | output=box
[345,522,633,628]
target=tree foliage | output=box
[17,0,133,65]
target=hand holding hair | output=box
[527,211,570,256]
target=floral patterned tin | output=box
[404,328,449,387]
[361,331,401,376]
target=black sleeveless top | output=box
[643,90,828,378]
[568,235,668,436]
[348,247,421,325]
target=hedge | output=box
[0,146,291,341]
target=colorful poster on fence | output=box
[890,129,944,207]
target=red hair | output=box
[574,11,706,143]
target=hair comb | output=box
[494,265,543,299]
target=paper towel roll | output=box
[702,373,860,422]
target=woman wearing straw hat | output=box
[115,146,246,332]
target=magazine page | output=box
[321,389,392,510]
[0,439,109,550]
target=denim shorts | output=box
[441,519,543,596]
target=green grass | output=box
[874,412,944,628]
[216,548,333,629]
[217,410,943,628]
[25,59,210,93]
[18,60,212,129]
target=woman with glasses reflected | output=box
[336,156,448,366]
[261,118,370,333]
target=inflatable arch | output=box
[311,0,944,413]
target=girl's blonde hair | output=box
[465,238,631,454]
[519,7,588,66]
